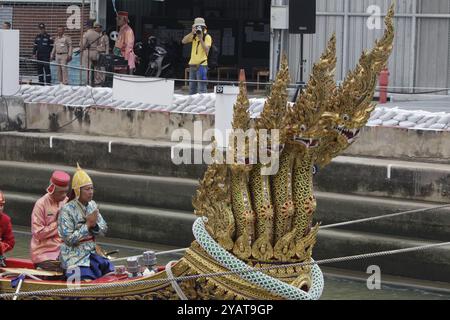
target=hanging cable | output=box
[0,240,448,299]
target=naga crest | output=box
[188,5,395,299]
[316,6,395,167]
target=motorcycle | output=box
[134,36,178,78]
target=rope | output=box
[7,203,444,267]
[375,88,450,95]
[320,204,450,229]
[192,217,323,300]
[109,203,450,263]
[110,248,187,263]
[165,261,188,300]
[375,85,450,92]
[1,239,448,299]
[20,57,274,86]
[112,0,117,14]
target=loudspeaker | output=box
[289,0,316,34]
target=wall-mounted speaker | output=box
[289,0,316,34]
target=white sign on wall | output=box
[0,30,20,96]
[271,5,289,30]
[113,75,175,107]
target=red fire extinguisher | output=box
[379,68,390,103]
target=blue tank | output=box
[50,54,84,86]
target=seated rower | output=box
[30,171,70,272]
[58,164,114,280]
[0,191,15,267]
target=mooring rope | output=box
[108,203,450,263]
[0,239,448,299]
[165,261,188,301]
[320,204,450,229]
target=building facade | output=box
[291,0,450,93]
[1,0,450,92]
[0,0,91,77]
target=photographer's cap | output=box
[193,17,206,27]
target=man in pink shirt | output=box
[113,11,136,74]
[30,171,70,271]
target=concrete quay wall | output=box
[0,160,449,243]
[2,132,450,204]
[19,101,450,164]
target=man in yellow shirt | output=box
[182,17,212,95]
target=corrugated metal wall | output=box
[2,2,91,77]
[415,0,450,91]
[289,0,450,92]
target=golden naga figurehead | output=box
[189,5,395,299]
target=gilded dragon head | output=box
[316,5,395,167]
[191,5,395,295]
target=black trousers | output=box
[37,58,51,85]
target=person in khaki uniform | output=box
[51,26,72,85]
[94,24,109,86]
[80,20,101,85]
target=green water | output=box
[320,277,449,300]
[6,232,450,300]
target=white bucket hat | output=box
[193,17,206,27]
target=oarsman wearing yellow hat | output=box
[58,164,114,280]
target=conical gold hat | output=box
[72,163,93,199]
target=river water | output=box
[6,231,450,300]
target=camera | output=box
[195,25,203,35]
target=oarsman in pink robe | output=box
[114,11,136,74]
[30,171,70,272]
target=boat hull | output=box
[0,245,311,300]
[0,258,191,300]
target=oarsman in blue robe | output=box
[58,164,114,280]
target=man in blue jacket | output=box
[33,23,54,85]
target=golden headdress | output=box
[71,163,93,199]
